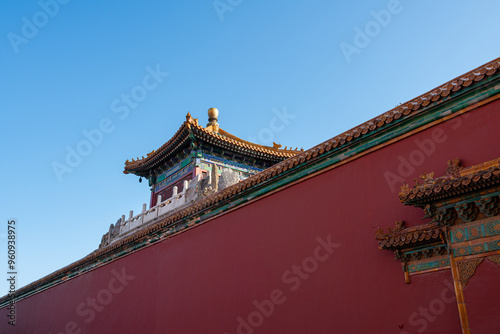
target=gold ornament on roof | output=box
[207,108,219,128]
[208,107,219,120]
[205,108,220,133]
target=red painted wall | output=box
[2,100,499,333]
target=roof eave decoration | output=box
[123,111,303,176]
[399,158,500,206]
[376,220,446,251]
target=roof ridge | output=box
[217,128,301,154]
[302,58,500,159]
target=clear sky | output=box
[1,0,499,291]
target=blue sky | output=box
[1,0,499,290]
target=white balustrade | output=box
[111,176,203,244]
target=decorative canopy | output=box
[378,158,500,252]
[376,157,500,286]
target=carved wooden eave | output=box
[376,219,449,284]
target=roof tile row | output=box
[376,221,445,250]
[400,158,500,204]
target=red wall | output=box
[2,101,499,333]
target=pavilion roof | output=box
[124,113,302,176]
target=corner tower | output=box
[99,108,302,248]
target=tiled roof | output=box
[376,221,446,250]
[3,57,500,305]
[124,114,301,174]
[399,158,500,205]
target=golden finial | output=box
[207,108,219,127]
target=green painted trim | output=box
[424,190,500,212]
[408,257,450,273]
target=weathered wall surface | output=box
[2,100,499,334]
